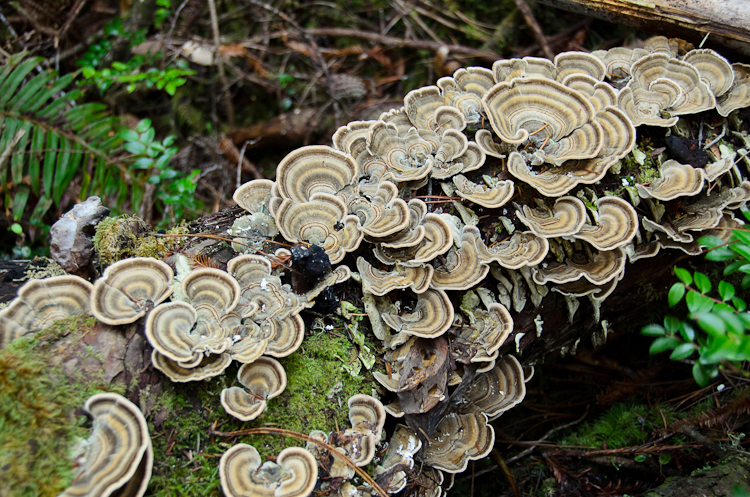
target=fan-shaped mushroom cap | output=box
[431,226,489,290]
[483,77,602,164]
[220,445,318,497]
[683,49,734,98]
[456,355,526,420]
[60,393,152,497]
[618,53,715,126]
[348,394,386,439]
[367,123,435,182]
[375,425,422,494]
[506,106,635,197]
[263,314,305,358]
[453,174,514,209]
[554,51,607,83]
[574,197,639,250]
[437,67,494,123]
[234,179,274,214]
[373,213,454,266]
[404,86,467,132]
[474,129,507,159]
[221,357,287,421]
[533,247,626,285]
[456,302,514,361]
[274,146,358,203]
[151,350,232,382]
[0,275,92,347]
[182,268,241,320]
[378,107,413,136]
[516,196,586,238]
[349,181,411,237]
[643,206,724,243]
[592,47,649,81]
[421,412,494,473]
[717,63,750,116]
[145,301,199,362]
[90,257,173,325]
[493,57,554,83]
[357,257,433,295]
[635,159,705,201]
[332,120,377,154]
[476,231,549,269]
[381,289,454,338]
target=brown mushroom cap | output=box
[683,49,734,98]
[221,357,287,421]
[476,231,549,269]
[456,355,526,419]
[717,63,750,116]
[0,275,92,347]
[145,301,198,362]
[453,174,514,209]
[349,181,411,237]
[60,393,152,497]
[376,425,422,494]
[574,197,639,250]
[182,267,242,320]
[373,213,454,266]
[421,412,494,473]
[220,444,318,497]
[91,257,174,326]
[367,123,435,182]
[381,289,454,338]
[516,196,586,238]
[274,145,358,203]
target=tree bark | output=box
[535,0,750,56]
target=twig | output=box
[0,128,28,174]
[513,0,553,59]
[506,406,590,463]
[209,426,388,497]
[208,0,235,126]
[166,0,191,42]
[54,0,87,48]
[704,120,727,150]
[491,449,520,497]
[240,28,500,62]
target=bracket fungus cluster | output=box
[4,34,750,497]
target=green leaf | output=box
[686,291,714,314]
[52,138,72,205]
[136,119,152,133]
[0,57,44,107]
[650,337,678,354]
[725,260,745,276]
[670,343,695,360]
[42,132,59,196]
[731,229,750,245]
[658,453,672,465]
[694,272,711,293]
[140,127,155,145]
[694,313,726,336]
[664,315,680,333]
[12,186,30,220]
[28,125,44,196]
[730,243,750,261]
[118,129,139,142]
[679,321,696,341]
[716,309,744,336]
[10,223,22,235]
[124,141,147,155]
[133,157,154,169]
[642,324,666,337]
[732,297,747,312]
[718,281,735,302]
[697,234,725,248]
[674,267,693,286]
[668,283,685,307]
[705,247,738,262]
[692,363,713,387]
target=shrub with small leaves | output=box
[642,211,750,386]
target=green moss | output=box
[93,215,188,267]
[0,337,92,497]
[147,329,377,496]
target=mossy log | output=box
[644,454,750,497]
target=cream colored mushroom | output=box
[635,159,705,201]
[515,196,586,238]
[90,257,173,326]
[574,197,639,251]
[533,247,626,286]
[0,275,92,348]
[373,213,454,266]
[404,86,467,132]
[221,357,287,421]
[60,393,152,497]
[421,412,494,473]
[182,267,242,320]
[453,174,514,209]
[220,444,318,497]
[357,257,433,295]
[274,145,358,203]
[349,181,411,237]
[381,289,454,338]
[682,49,734,98]
[233,179,274,214]
[456,355,526,419]
[375,425,422,494]
[475,231,549,269]
[717,63,750,116]
[348,394,386,440]
[431,226,489,291]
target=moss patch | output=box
[147,329,378,496]
[93,215,188,267]
[0,338,88,497]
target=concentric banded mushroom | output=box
[533,247,626,286]
[456,355,526,419]
[220,444,318,497]
[357,257,433,295]
[420,412,494,473]
[635,159,705,201]
[0,275,92,348]
[574,197,639,250]
[60,393,152,497]
[381,289,454,338]
[274,146,358,204]
[431,226,489,291]
[90,257,173,326]
[515,196,586,238]
[221,357,287,421]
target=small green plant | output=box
[642,211,750,386]
[77,18,194,95]
[119,119,202,227]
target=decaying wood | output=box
[536,0,750,56]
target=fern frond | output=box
[0,52,127,226]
